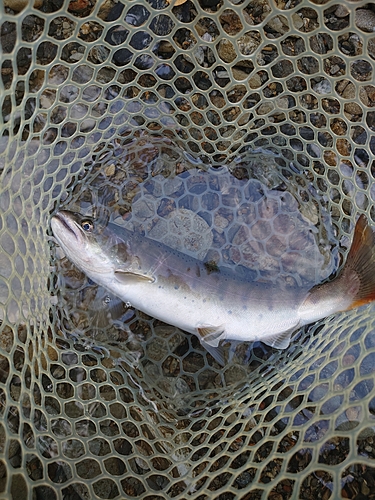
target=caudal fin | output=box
[344,214,375,310]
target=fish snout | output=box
[52,211,82,243]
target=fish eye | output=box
[81,220,94,232]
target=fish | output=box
[51,210,375,365]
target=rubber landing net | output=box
[1,0,375,499]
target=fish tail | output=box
[343,214,375,310]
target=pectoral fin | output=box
[197,325,226,365]
[93,296,125,328]
[114,270,155,284]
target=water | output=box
[52,133,339,410]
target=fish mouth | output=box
[52,210,81,241]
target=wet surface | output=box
[52,135,338,406]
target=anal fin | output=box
[200,340,225,366]
[197,325,226,365]
[262,326,297,350]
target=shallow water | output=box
[53,134,340,410]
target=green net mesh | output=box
[1,0,375,498]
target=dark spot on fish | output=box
[242,305,247,311]
[195,264,201,278]
[228,310,232,315]
[204,260,220,274]
[115,243,130,262]
[165,271,191,293]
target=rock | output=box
[132,194,160,221]
[4,0,42,11]
[292,12,304,30]
[312,79,332,95]
[217,39,236,63]
[335,5,349,18]
[265,15,289,37]
[356,9,375,32]
[68,0,90,12]
[237,32,261,55]
[341,81,356,99]
[149,208,213,260]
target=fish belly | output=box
[109,277,303,344]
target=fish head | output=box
[51,210,128,277]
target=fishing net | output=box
[1,0,375,498]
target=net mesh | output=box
[1,0,375,498]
